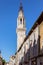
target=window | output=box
[20,18,22,24]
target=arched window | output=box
[20,18,22,24]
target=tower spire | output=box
[19,0,23,12]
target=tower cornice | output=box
[16,28,26,33]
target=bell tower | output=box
[16,2,26,50]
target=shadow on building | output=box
[19,35,43,65]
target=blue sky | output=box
[0,0,43,62]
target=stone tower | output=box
[16,2,26,50]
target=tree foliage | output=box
[2,59,6,65]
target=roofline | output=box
[24,11,43,42]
